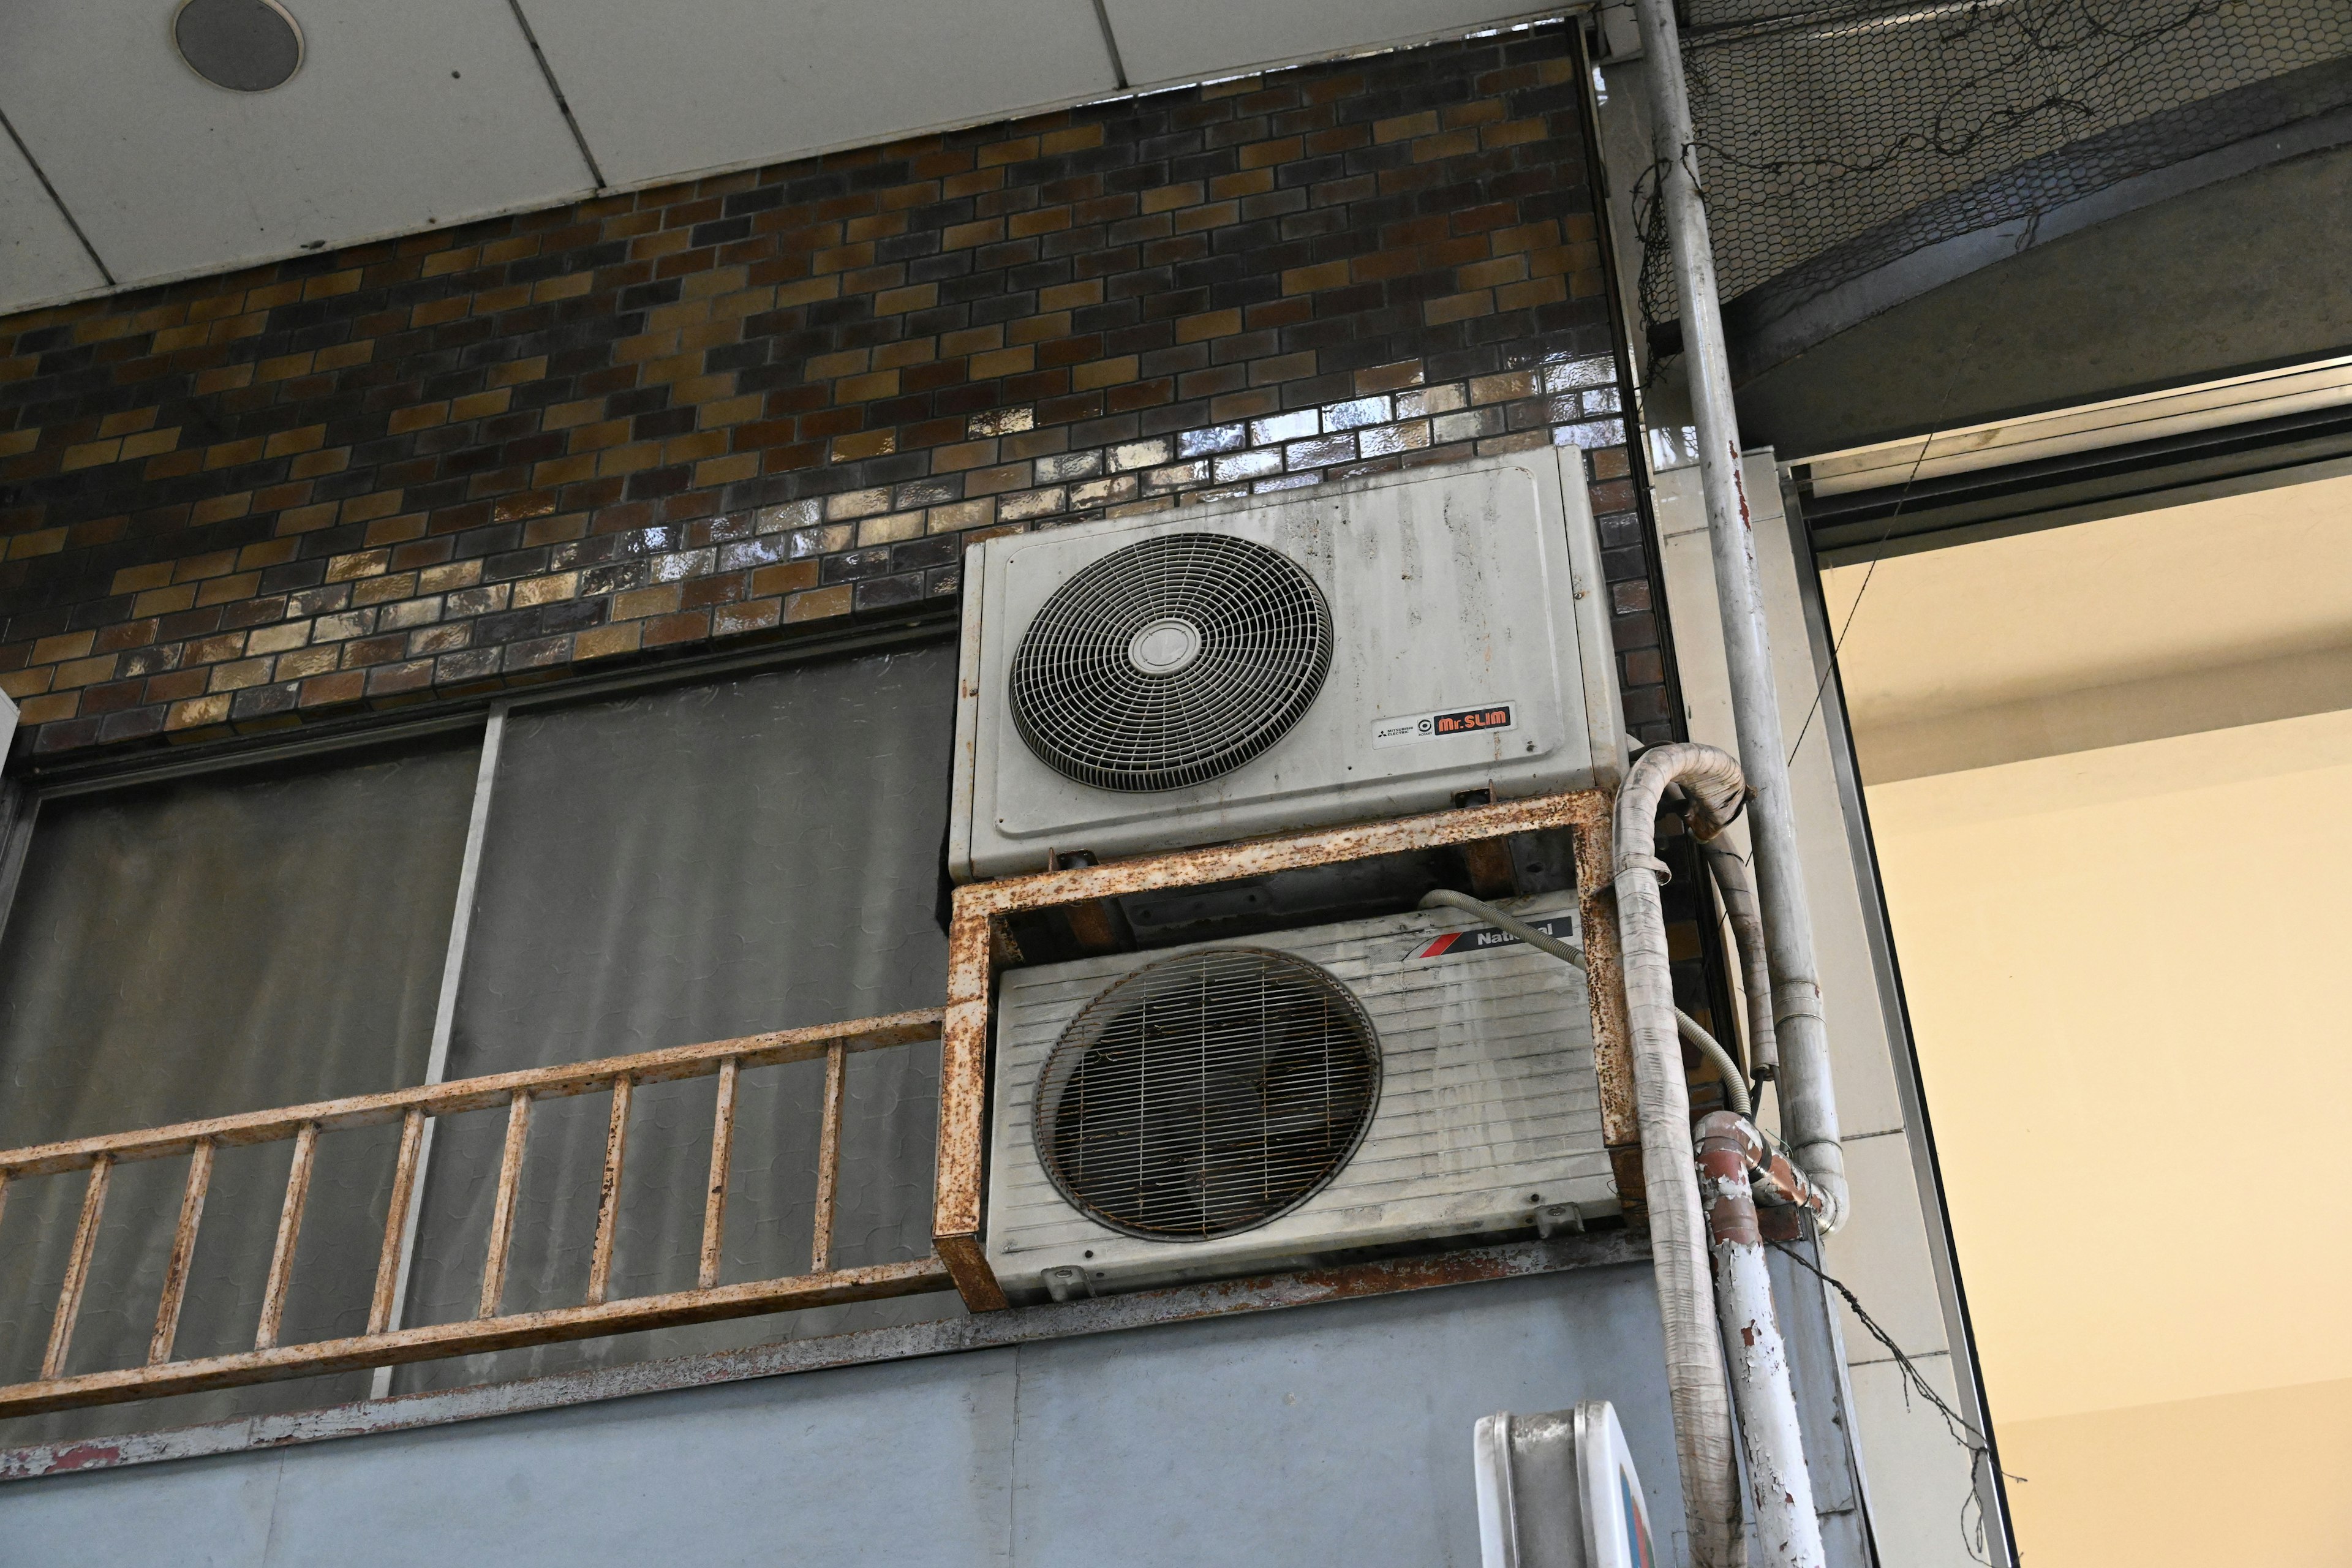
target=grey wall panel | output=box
[0,1269,1687,1567]
[0,0,588,289]
[0,1450,283,1567]
[1001,1270,1684,1566]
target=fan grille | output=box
[1034,948,1381,1241]
[1009,532,1333,792]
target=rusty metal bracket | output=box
[930,788,1637,1313]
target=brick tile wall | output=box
[0,26,1678,761]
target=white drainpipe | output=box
[1698,1112,1829,1568]
[1630,0,1847,1233]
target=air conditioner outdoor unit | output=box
[984,892,1619,1302]
[948,450,1623,881]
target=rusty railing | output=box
[0,1009,952,1419]
[6,788,1629,1420]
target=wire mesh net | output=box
[1639,0,2352,337]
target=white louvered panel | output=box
[986,895,1618,1298]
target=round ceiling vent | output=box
[173,0,304,93]
[1008,532,1333,793]
[1034,947,1381,1242]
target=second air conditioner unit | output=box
[948,450,1623,881]
[984,892,1619,1302]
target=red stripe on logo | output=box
[1414,933,1462,958]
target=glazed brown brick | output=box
[0,27,1677,761]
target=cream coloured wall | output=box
[1824,474,2352,782]
[1825,479,2352,1565]
[1654,459,1993,1567]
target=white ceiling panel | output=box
[517,0,1120,190]
[1102,0,1532,89]
[0,132,105,313]
[0,0,592,289]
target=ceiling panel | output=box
[1101,0,1533,89]
[0,132,104,314]
[0,0,591,289]
[518,0,1120,189]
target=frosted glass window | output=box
[0,737,480,1446]
[396,642,962,1390]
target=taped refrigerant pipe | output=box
[1633,0,1846,1233]
[1610,741,1748,1568]
[1692,826,1779,1087]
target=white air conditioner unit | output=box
[948,450,1623,881]
[984,893,1619,1302]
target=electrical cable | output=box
[1417,889,1752,1117]
[1766,1237,2024,1565]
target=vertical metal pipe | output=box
[371,704,506,1398]
[1631,0,1846,1229]
[1698,1113,1826,1568]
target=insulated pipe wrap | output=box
[1612,742,1746,1568]
[1698,837,1779,1082]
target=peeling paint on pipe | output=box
[1697,1112,1826,1568]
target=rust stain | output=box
[933,882,1000,1311]
[1568,794,1638,1154]
[960,790,1615,918]
[37,1441,124,1473]
[1696,1112,1776,1263]
[1696,1109,1822,1221]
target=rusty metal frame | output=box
[0,1009,953,1419]
[930,788,1635,1312]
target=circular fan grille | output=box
[1009,532,1333,792]
[1034,948,1381,1242]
